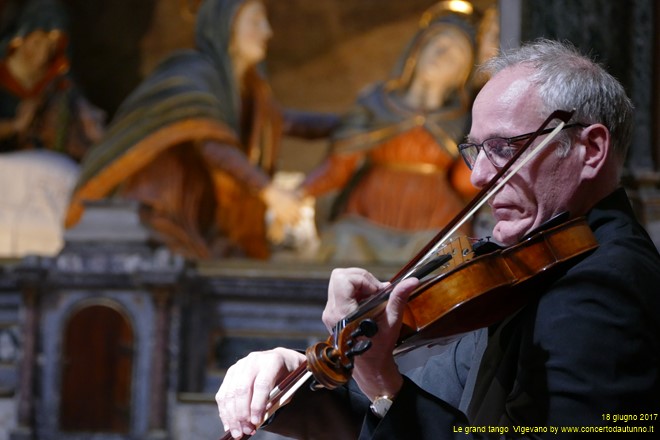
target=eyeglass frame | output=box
[458,122,589,170]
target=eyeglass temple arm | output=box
[392,109,575,282]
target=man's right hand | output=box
[216,347,306,439]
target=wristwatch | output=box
[370,395,394,418]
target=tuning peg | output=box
[350,319,378,339]
[345,340,372,358]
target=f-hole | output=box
[59,303,134,433]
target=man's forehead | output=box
[497,77,535,107]
[474,74,535,115]
[469,69,541,141]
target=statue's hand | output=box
[13,99,39,134]
[261,184,303,241]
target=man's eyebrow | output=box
[465,132,507,144]
[464,134,490,143]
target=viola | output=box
[305,215,597,390]
[217,110,596,439]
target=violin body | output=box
[306,217,598,389]
[397,217,598,353]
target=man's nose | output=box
[470,150,497,189]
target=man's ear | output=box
[579,123,610,180]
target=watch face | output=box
[370,396,393,418]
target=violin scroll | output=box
[306,318,378,390]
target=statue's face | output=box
[231,1,272,67]
[414,27,473,89]
[13,29,61,72]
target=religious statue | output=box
[297,1,498,264]
[65,0,338,260]
[0,0,105,257]
[0,0,104,158]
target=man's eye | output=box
[487,140,518,159]
[495,145,518,159]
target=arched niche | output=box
[59,300,134,433]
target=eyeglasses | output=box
[458,123,588,170]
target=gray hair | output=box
[480,39,633,160]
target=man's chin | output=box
[492,220,528,246]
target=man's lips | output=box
[490,202,523,220]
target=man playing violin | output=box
[216,39,660,439]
